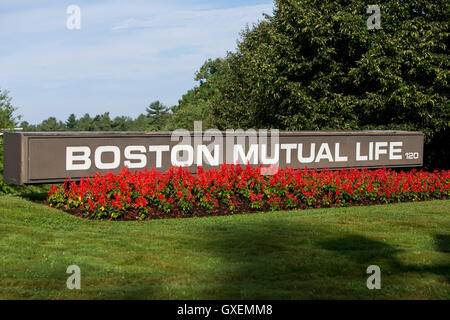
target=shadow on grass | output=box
[434,234,450,253]
[319,235,403,267]
[21,191,48,201]
[319,234,450,285]
[182,220,374,299]
[185,221,449,299]
[46,215,448,299]
[432,234,450,283]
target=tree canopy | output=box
[210,0,449,168]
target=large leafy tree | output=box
[168,58,228,130]
[211,0,449,168]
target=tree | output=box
[76,113,94,131]
[111,115,133,131]
[146,101,170,131]
[65,114,77,130]
[37,117,65,131]
[19,121,35,131]
[133,114,151,131]
[0,89,20,129]
[92,112,113,131]
[168,58,228,131]
[211,0,449,169]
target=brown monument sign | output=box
[3,130,424,185]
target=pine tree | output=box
[65,114,77,130]
[146,101,169,131]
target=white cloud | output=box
[111,4,271,30]
[0,1,274,123]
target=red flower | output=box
[46,165,450,220]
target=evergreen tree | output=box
[37,117,65,131]
[77,114,94,131]
[146,101,169,130]
[65,114,77,130]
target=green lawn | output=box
[0,195,449,299]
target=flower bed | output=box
[47,165,450,220]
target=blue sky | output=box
[0,0,274,124]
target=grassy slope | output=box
[0,195,449,300]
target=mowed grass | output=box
[0,195,449,300]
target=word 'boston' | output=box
[3,130,423,184]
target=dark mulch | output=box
[31,195,443,222]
